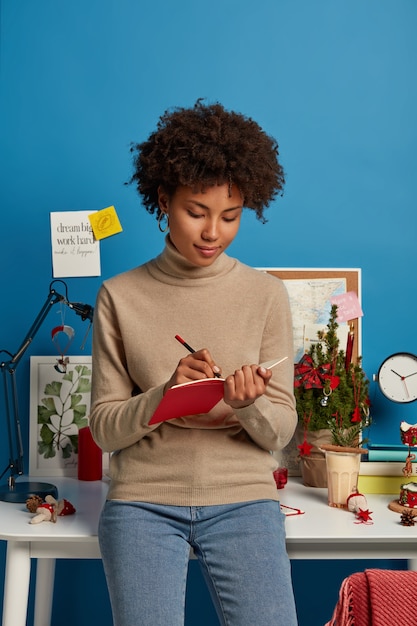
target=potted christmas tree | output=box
[294,305,370,489]
[320,400,370,508]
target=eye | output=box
[222,210,241,223]
[187,210,204,219]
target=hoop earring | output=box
[158,212,169,233]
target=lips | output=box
[195,245,220,258]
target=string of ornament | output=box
[51,301,75,373]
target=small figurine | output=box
[399,482,417,508]
[400,421,417,447]
[346,491,373,524]
[388,422,417,517]
[26,494,76,524]
[402,452,416,478]
[346,491,368,514]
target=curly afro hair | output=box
[128,100,285,222]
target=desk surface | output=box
[0,477,415,560]
[281,480,416,559]
[0,478,109,543]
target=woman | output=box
[90,100,298,626]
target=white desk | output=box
[0,478,107,626]
[1,477,416,626]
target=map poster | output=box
[259,268,361,364]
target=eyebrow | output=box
[188,200,243,212]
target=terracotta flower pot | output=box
[295,425,333,488]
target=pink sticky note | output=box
[330,291,363,322]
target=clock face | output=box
[378,353,417,403]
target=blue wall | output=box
[0,1,415,624]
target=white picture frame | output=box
[29,355,92,476]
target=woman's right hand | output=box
[164,349,221,392]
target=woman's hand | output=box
[223,365,272,409]
[164,348,221,392]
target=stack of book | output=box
[367,443,415,462]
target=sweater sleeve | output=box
[233,278,297,452]
[89,284,162,452]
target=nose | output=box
[201,218,219,241]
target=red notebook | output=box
[149,357,287,425]
[149,378,225,425]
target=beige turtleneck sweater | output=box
[90,239,297,505]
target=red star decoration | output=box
[356,508,373,523]
[297,439,313,456]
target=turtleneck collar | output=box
[146,235,237,285]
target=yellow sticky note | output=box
[89,206,123,240]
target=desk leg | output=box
[2,541,31,626]
[34,559,56,626]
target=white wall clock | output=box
[377,353,417,403]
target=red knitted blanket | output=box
[325,569,417,626]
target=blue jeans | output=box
[99,499,298,626]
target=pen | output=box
[175,334,222,378]
[175,335,288,378]
[259,356,288,370]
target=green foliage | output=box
[294,305,370,442]
[37,364,91,461]
[327,420,365,448]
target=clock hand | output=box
[391,369,417,381]
[391,369,404,378]
[390,369,411,397]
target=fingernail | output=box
[213,365,221,373]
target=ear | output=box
[157,186,169,213]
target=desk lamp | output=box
[0,280,94,502]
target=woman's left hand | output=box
[223,365,272,410]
